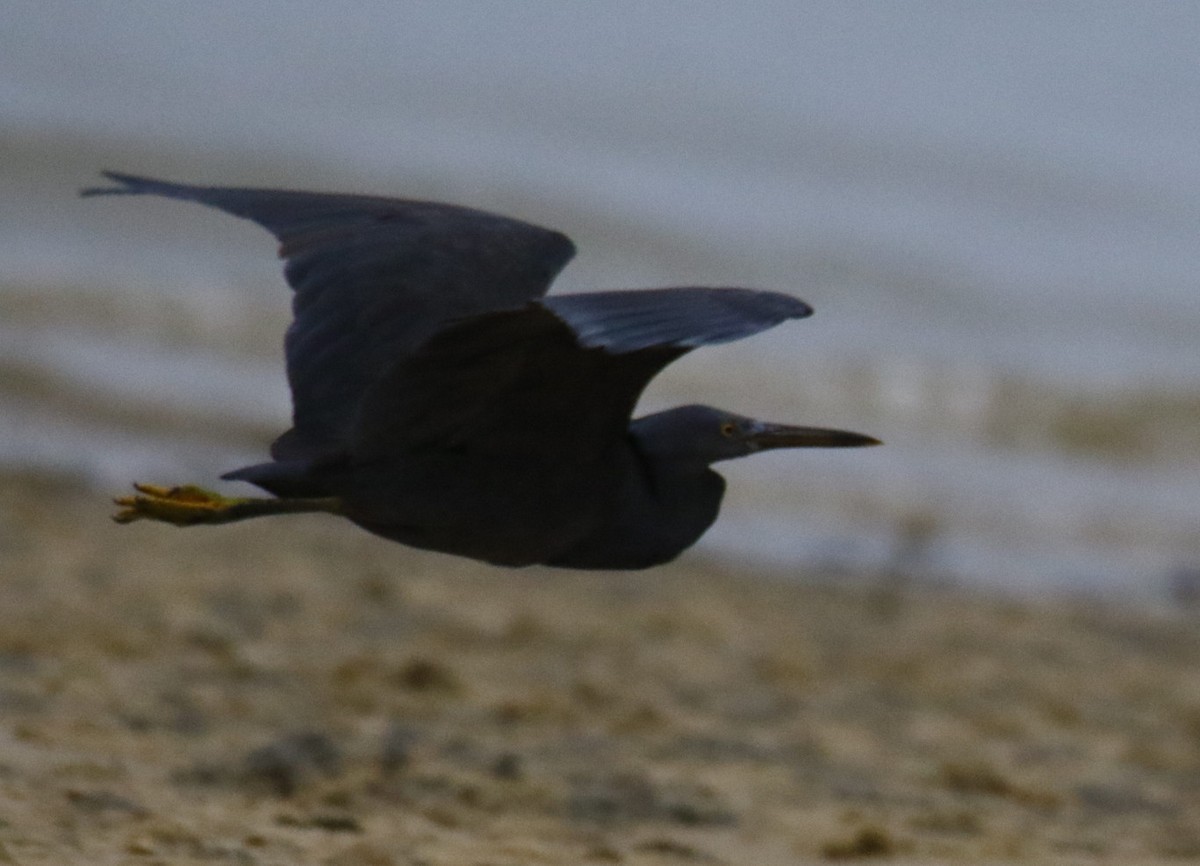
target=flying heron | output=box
[84,172,879,569]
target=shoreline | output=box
[2,469,1199,863]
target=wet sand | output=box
[2,470,1199,864]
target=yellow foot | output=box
[113,483,244,526]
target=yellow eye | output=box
[720,422,737,438]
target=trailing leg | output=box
[112,483,342,527]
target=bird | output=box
[83,171,879,569]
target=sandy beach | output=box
[1,469,1199,864]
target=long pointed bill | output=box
[747,422,882,450]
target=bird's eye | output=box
[720,422,737,438]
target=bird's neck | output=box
[628,412,714,477]
[629,434,727,547]
[642,456,727,558]
[547,440,725,570]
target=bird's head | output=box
[630,404,880,469]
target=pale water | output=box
[2,3,1198,595]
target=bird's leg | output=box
[113,483,342,527]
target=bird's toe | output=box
[111,483,236,526]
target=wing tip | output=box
[79,170,172,198]
[682,286,812,322]
[752,289,813,321]
[543,286,815,354]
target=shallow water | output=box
[3,3,1198,594]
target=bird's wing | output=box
[543,286,811,351]
[351,287,812,462]
[82,171,576,460]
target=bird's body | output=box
[336,433,709,569]
[233,409,727,569]
[86,172,878,569]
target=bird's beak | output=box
[746,421,881,450]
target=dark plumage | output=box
[86,171,878,569]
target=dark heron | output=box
[84,172,879,569]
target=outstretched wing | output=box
[82,171,576,459]
[351,287,812,463]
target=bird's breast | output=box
[548,459,727,570]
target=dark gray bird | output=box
[85,171,878,569]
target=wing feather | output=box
[83,171,575,459]
[543,287,811,352]
[351,287,810,463]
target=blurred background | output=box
[2,2,1197,595]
